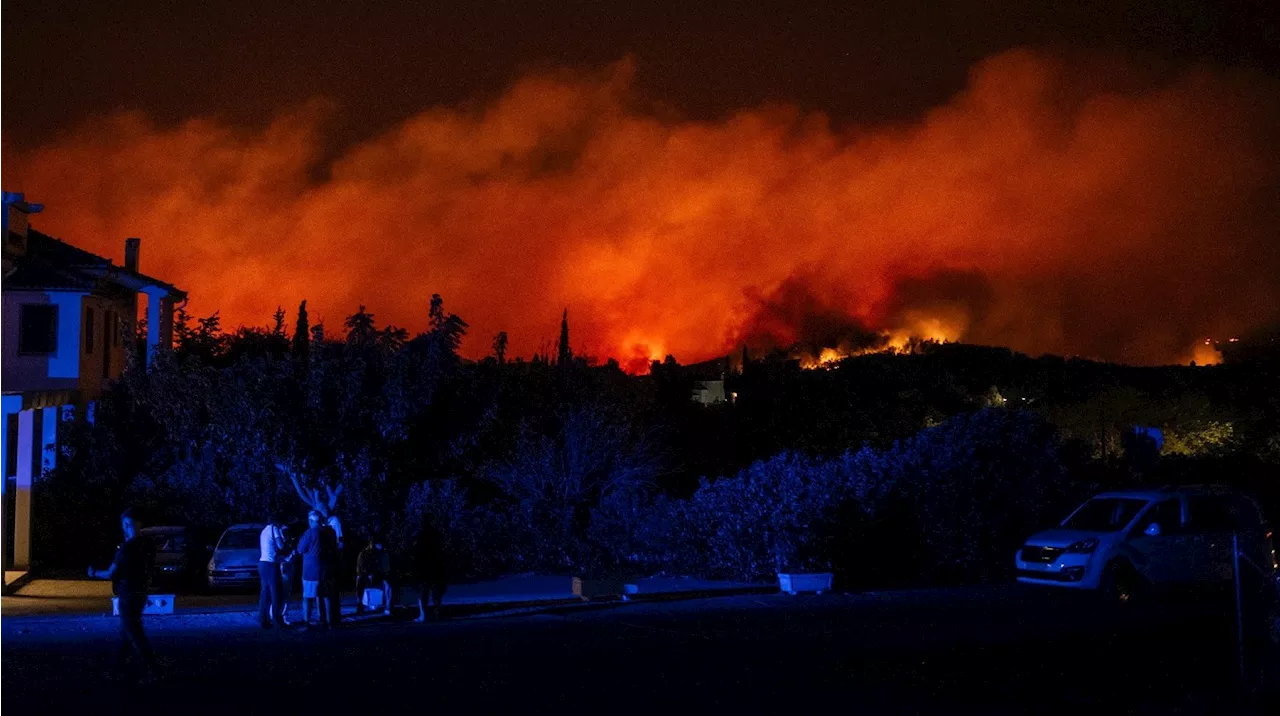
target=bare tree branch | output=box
[277,461,322,512]
[325,483,343,511]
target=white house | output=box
[1,192,185,589]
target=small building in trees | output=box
[684,355,733,405]
[1,192,186,589]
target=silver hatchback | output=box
[207,523,266,589]
[1016,486,1276,600]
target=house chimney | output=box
[3,192,43,260]
[125,238,140,272]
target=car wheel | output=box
[1100,560,1140,604]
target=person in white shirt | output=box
[258,515,286,629]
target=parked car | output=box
[207,523,265,589]
[141,525,213,592]
[1016,485,1277,601]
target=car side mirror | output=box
[1144,522,1162,537]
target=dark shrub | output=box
[863,409,1070,584]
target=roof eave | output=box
[81,266,186,299]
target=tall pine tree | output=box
[425,294,468,359]
[173,304,194,354]
[271,306,287,337]
[493,331,508,364]
[292,300,310,359]
[557,309,571,367]
[344,305,377,349]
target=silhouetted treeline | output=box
[37,300,1280,585]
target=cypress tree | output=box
[292,300,310,359]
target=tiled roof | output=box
[3,260,99,290]
[26,230,112,267]
[4,229,184,298]
[681,355,731,380]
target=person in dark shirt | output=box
[320,520,342,626]
[355,536,392,614]
[293,510,335,628]
[276,523,298,625]
[414,522,447,623]
[89,508,158,681]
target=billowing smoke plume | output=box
[6,49,1279,368]
[728,272,885,360]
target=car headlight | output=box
[1066,538,1099,553]
[162,565,179,572]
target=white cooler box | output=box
[362,588,386,610]
[111,594,175,615]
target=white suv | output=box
[1016,486,1276,600]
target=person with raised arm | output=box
[88,508,159,682]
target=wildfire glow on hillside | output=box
[5,49,1279,370]
[1191,339,1224,367]
[798,330,958,370]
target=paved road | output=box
[3,584,1275,714]
[0,578,565,617]
[0,575,765,618]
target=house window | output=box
[18,304,58,355]
[84,307,96,354]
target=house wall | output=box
[2,290,133,399]
[1,290,85,393]
[692,379,727,404]
[76,294,131,400]
[77,296,103,399]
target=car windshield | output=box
[152,533,187,552]
[1062,498,1149,532]
[218,528,259,550]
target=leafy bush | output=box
[1163,421,1237,457]
[394,479,479,577]
[862,409,1071,583]
[479,402,663,574]
[633,451,869,581]
[634,410,1068,584]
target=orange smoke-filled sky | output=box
[5,49,1280,367]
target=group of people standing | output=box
[88,506,449,683]
[257,511,449,630]
[258,510,345,630]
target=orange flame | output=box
[1187,340,1223,366]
